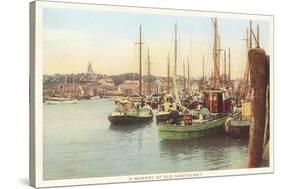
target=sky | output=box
[43,7,270,79]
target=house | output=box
[97,78,115,87]
[44,83,85,98]
[118,80,139,96]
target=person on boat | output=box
[169,110,180,125]
[141,98,145,107]
[135,102,140,110]
[159,96,164,104]
[168,96,173,104]
[116,102,125,113]
[198,105,210,120]
[176,104,181,111]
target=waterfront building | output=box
[118,80,140,96]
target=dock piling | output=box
[248,48,269,168]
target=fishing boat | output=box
[108,25,153,125]
[225,119,250,139]
[108,99,153,125]
[224,103,250,139]
[77,95,91,100]
[158,113,233,140]
[45,97,77,105]
[45,75,78,105]
[158,19,235,139]
[223,23,256,139]
[90,96,100,100]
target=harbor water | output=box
[43,98,248,180]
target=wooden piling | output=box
[263,55,270,157]
[263,85,270,161]
[248,48,268,168]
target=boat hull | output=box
[156,112,170,123]
[45,99,77,105]
[156,112,183,124]
[90,96,100,100]
[158,114,230,140]
[108,115,153,125]
[146,102,159,109]
[226,120,250,139]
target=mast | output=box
[218,35,221,86]
[202,54,205,89]
[174,23,177,76]
[256,24,260,48]
[147,48,151,95]
[249,20,253,48]
[183,60,186,93]
[212,18,220,88]
[171,22,186,111]
[187,56,190,92]
[246,28,250,87]
[139,25,142,96]
[224,49,226,86]
[245,20,250,94]
[72,74,75,97]
[189,20,192,93]
[63,75,67,97]
[212,18,216,87]
[167,53,170,94]
[135,25,144,96]
[240,21,260,99]
[228,47,231,82]
[173,22,180,102]
[240,27,250,99]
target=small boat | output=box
[226,120,250,139]
[158,113,233,140]
[45,75,78,105]
[77,95,91,100]
[90,96,100,100]
[100,95,111,99]
[108,26,153,125]
[45,97,77,105]
[108,99,153,125]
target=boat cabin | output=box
[203,90,232,113]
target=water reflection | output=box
[159,134,249,170]
[159,134,248,154]
[109,121,152,133]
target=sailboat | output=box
[45,75,78,105]
[156,23,184,123]
[225,21,260,139]
[108,25,153,125]
[45,97,77,105]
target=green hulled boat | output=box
[158,113,232,140]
